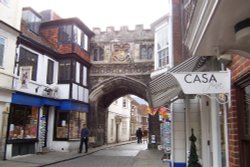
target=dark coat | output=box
[136,129,143,138]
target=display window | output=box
[55,110,86,140]
[8,104,38,140]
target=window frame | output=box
[0,36,5,67]
[58,59,72,83]
[47,59,54,84]
[155,23,170,68]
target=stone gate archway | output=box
[88,25,160,147]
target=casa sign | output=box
[171,71,231,94]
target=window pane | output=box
[19,48,38,81]
[59,25,72,43]
[93,48,104,61]
[59,59,71,81]
[47,59,54,84]
[0,37,5,66]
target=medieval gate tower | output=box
[88,25,159,147]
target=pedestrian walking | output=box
[79,124,89,153]
[136,128,143,144]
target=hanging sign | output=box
[171,71,230,94]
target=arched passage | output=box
[88,76,149,146]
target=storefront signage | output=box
[172,71,230,94]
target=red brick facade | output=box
[40,26,90,63]
[228,55,250,167]
[172,0,183,65]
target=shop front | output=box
[6,92,89,158]
[148,56,231,167]
[5,92,60,159]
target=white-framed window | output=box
[156,23,170,68]
[0,36,5,67]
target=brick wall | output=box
[228,55,250,167]
[172,0,182,65]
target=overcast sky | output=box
[22,0,170,31]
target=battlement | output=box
[92,24,151,34]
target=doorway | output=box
[40,106,49,148]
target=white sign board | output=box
[172,71,230,94]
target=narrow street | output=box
[45,143,167,167]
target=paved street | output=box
[0,142,169,167]
[46,143,167,167]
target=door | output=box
[200,96,212,167]
[40,106,49,148]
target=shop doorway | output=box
[40,106,49,148]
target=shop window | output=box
[18,47,38,81]
[55,110,86,140]
[8,105,38,140]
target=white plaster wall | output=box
[0,26,19,90]
[0,0,22,30]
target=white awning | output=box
[148,56,209,108]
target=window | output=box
[123,99,127,108]
[8,104,38,140]
[59,25,72,43]
[47,59,54,84]
[140,45,153,60]
[55,110,86,139]
[80,65,87,86]
[19,47,38,81]
[111,119,114,136]
[73,26,85,49]
[22,10,41,34]
[58,59,71,82]
[83,66,87,86]
[93,47,104,61]
[0,37,5,67]
[0,0,10,6]
[156,24,169,68]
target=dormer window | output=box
[59,25,88,50]
[22,9,42,34]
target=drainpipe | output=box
[221,63,229,167]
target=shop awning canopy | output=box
[148,56,209,108]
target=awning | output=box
[12,92,89,112]
[148,56,209,108]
